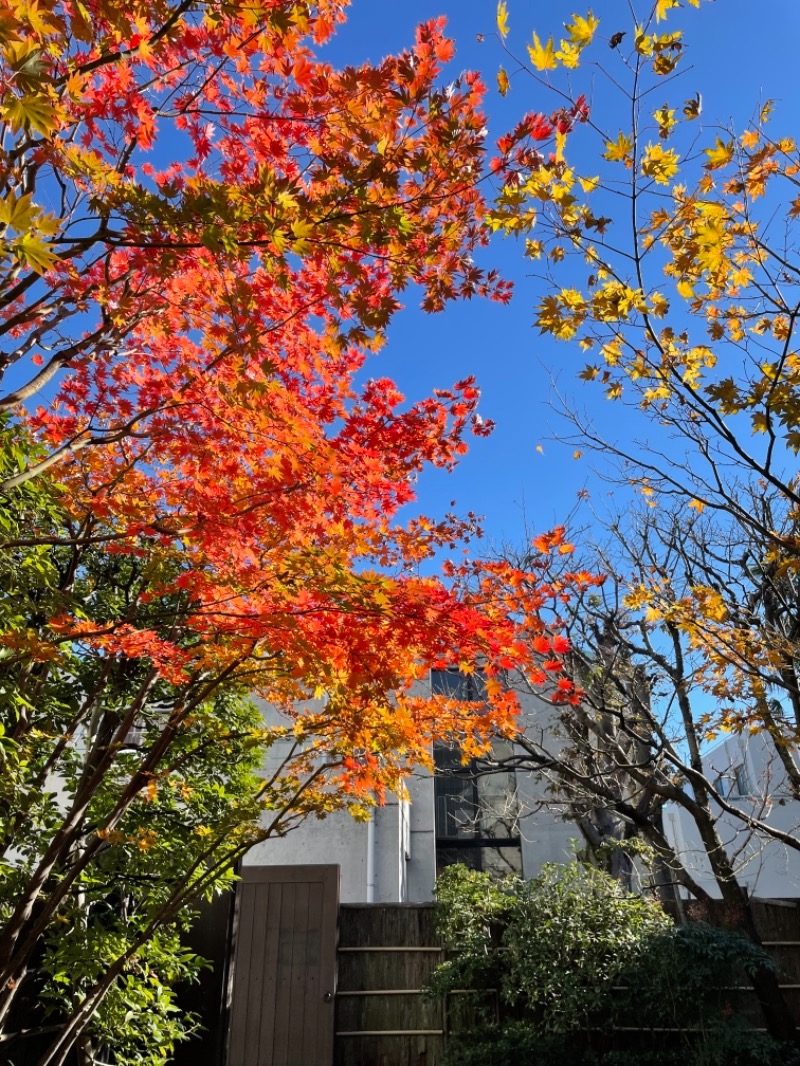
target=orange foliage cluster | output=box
[0,0,588,800]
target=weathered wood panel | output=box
[336,992,442,1032]
[337,951,441,992]
[338,905,439,948]
[334,1032,444,1066]
[752,900,800,943]
[335,905,445,1066]
[227,865,338,1066]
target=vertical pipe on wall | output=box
[366,813,376,903]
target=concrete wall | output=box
[514,684,584,877]
[245,680,584,901]
[245,698,437,903]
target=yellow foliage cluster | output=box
[490,0,800,444]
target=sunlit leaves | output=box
[0,0,580,864]
[565,10,599,48]
[705,136,734,170]
[653,103,677,140]
[603,132,634,164]
[0,92,57,135]
[489,0,800,458]
[524,11,598,72]
[13,232,58,274]
[528,32,557,71]
[641,143,680,184]
[497,0,510,40]
[655,0,680,19]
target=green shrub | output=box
[429,863,787,1066]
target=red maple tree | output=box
[0,3,589,1059]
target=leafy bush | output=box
[430,863,788,1066]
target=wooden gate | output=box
[226,865,339,1066]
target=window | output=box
[714,762,750,798]
[431,669,523,876]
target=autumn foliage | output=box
[490,0,800,745]
[488,0,800,1044]
[0,1,587,1060]
[0,0,581,782]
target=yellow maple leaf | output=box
[528,32,557,71]
[1,93,58,137]
[497,67,510,96]
[641,142,680,185]
[705,136,734,170]
[655,0,680,20]
[555,39,581,69]
[653,103,677,140]
[565,10,599,47]
[0,191,34,232]
[496,0,509,40]
[603,132,633,164]
[635,27,654,56]
[14,233,57,274]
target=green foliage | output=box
[501,863,670,1031]
[430,863,787,1066]
[0,422,273,1062]
[430,862,516,1000]
[42,927,206,1066]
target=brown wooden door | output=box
[226,865,339,1066]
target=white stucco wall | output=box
[664,731,800,898]
[243,678,589,901]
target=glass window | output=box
[713,762,750,798]
[431,669,523,876]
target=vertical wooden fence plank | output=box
[242,882,269,1060]
[227,879,256,1066]
[255,880,283,1066]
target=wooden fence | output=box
[686,897,800,1029]
[10,895,800,1066]
[335,905,445,1066]
[332,899,800,1066]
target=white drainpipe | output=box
[366,813,376,903]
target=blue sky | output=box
[319,0,800,555]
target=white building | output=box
[244,670,582,902]
[664,730,800,899]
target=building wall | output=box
[245,681,583,902]
[513,683,584,875]
[664,731,800,898]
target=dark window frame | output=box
[431,668,523,874]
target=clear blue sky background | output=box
[318,0,800,556]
